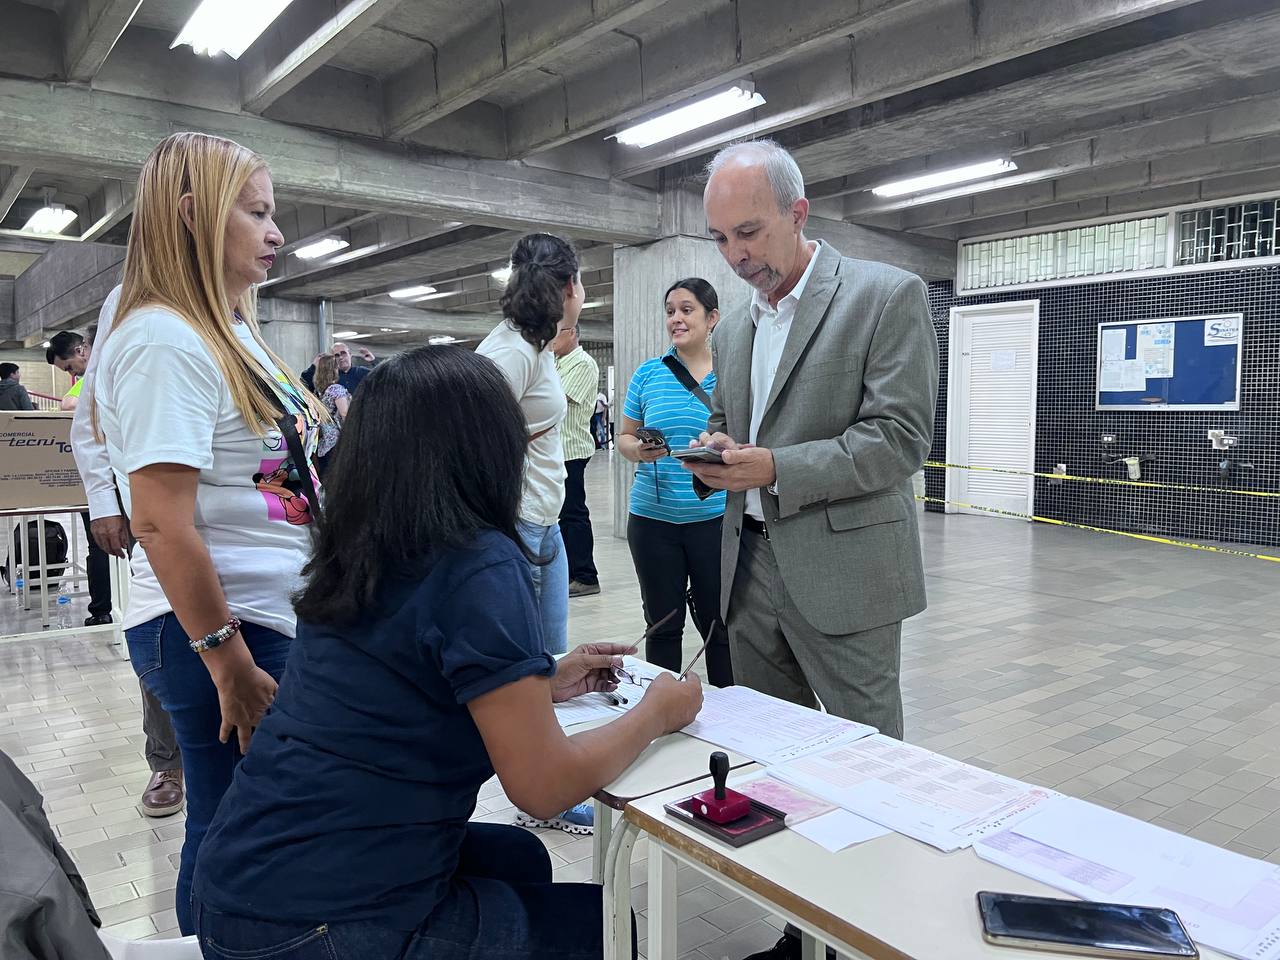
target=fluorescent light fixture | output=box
[42,340,51,349]
[389,285,437,299]
[291,237,348,260]
[872,159,1018,198]
[171,0,297,59]
[581,300,607,309]
[490,266,512,283]
[428,335,460,345]
[344,333,373,341]
[23,204,78,235]
[410,290,464,302]
[613,84,766,149]
[331,330,359,338]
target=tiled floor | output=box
[3,451,1279,958]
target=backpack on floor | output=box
[1,519,68,590]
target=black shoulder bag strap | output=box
[661,354,712,410]
[258,378,324,528]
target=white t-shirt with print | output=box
[93,306,319,636]
[476,320,567,526]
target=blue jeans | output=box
[193,823,623,959]
[126,614,291,936]
[517,519,568,655]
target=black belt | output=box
[742,515,770,540]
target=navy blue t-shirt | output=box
[192,530,554,931]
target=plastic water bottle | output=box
[13,576,23,608]
[55,583,73,629]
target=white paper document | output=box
[975,796,1280,960]
[553,694,623,729]
[1101,327,1127,361]
[683,686,876,765]
[1138,322,1176,378]
[791,809,892,853]
[769,734,1057,852]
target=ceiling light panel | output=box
[614,85,766,149]
[872,159,1018,198]
[292,237,349,260]
[23,204,78,235]
[172,0,297,59]
[389,285,437,299]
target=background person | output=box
[311,352,349,478]
[70,289,185,819]
[191,345,701,960]
[90,132,325,934]
[552,319,602,598]
[0,363,34,410]
[618,279,732,687]
[301,341,377,393]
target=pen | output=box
[678,634,712,680]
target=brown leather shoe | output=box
[140,769,184,818]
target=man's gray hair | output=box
[705,139,806,212]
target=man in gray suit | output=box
[686,140,938,742]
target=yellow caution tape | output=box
[916,496,1280,564]
[922,461,1278,499]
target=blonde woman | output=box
[91,132,325,934]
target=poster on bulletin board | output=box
[1095,313,1242,411]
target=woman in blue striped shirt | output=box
[619,279,733,687]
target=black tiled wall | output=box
[925,267,1280,548]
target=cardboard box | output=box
[0,412,87,512]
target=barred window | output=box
[1174,199,1279,265]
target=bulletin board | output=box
[1095,313,1242,411]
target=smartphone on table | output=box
[977,892,1198,959]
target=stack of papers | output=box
[769,734,1057,852]
[683,685,876,765]
[975,797,1280,960]
[734,771,891,853]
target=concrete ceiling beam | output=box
[506,0,938,159]
[63,0,143,83]
[241,0,408,113]
[0,77,661,243]
[891,134,1280,230]
[79,178,135,242]
[0,166,35,223]
[383,0,667,142]
[586,0,1204,178]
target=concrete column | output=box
[318,299,332,354]
[610,232,749,538]
[257,296,320,374]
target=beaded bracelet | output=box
[189,615,242,654]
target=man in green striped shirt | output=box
[552,322,601,597]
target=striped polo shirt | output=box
[623,350,727,524]
[556,346,600,463]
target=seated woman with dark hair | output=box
[191,344,701,960]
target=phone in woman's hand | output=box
[635,427,668,449]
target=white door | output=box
[946,301,1039,520]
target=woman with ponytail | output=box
[476,233,596,834]
[90,132,324,933]
[476,233,583,659]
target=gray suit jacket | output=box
[705,241,939,636]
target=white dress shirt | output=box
[71,286,122,520]
[745,241,821,521]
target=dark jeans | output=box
[126,614,291,935]
[79,513,111,618]
[627,514,732,687]
[193,823,628,960]
[559,458,598,585]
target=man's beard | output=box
[737,262,781,291]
